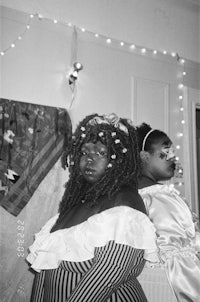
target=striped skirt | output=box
[31,241,147,302]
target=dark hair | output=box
[136,123,170,153]
[58,113,141,217]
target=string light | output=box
[141,48,146,54]
[173,54,187,190]
[1,11,188,68]
[130,44,136,50]
[1,12,188,189]
[0,13,35,56]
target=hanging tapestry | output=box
[0,98,72,216]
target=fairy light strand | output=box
[0,14,36,56]
[173,57,186,188]
[1,12,188,178]
[1,12,187,64]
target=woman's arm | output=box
[67,240,144,302]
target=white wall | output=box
[1,0,200,63]
[0,5,200,127]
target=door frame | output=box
[183,87,200,213]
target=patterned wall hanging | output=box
[0,98,72,216]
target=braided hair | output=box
[57,113,141,218]
[136,123,169,153]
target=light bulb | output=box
[141,48,146,53]
[178,83,184,89]
[72,71,78,78]
[130,44,135,50]
[106,38,111,43]
[153,50,157,54]
[120,42,124,46]
[73,62,83,71]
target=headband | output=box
[142,129,155,151]
[87,113,129,135]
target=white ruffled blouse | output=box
[27,206,158,272]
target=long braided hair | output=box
[58,113,141,219]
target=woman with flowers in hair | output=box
[27,113,157,302]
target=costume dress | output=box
[27,206,157,302]
[139,184,200,302]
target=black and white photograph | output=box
[0,1,200,301]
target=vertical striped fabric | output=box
[31,241,147,302]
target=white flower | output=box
[122,148,127,153]
[4,130,15,144]
[28,128,34,134]
[98,132,104,137]
[115,139,120,144]
[111,154,116,159]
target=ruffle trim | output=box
[139,184,180,196]
[27,206,158,272]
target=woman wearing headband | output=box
[27,114,157,302]
[136,122,200,302]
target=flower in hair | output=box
[111,132,116,137]
[122,148,127,153]
[87,113,128,134]
[115,139,120,144]
[81,127,85,131]
[127,119,134,127]
[107,163,112,168]
[98,132,104,137]
[111,154,116,159]
[81,133,86,138]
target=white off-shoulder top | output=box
[27,206,158,272]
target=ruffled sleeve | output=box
[27,206,158,272]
